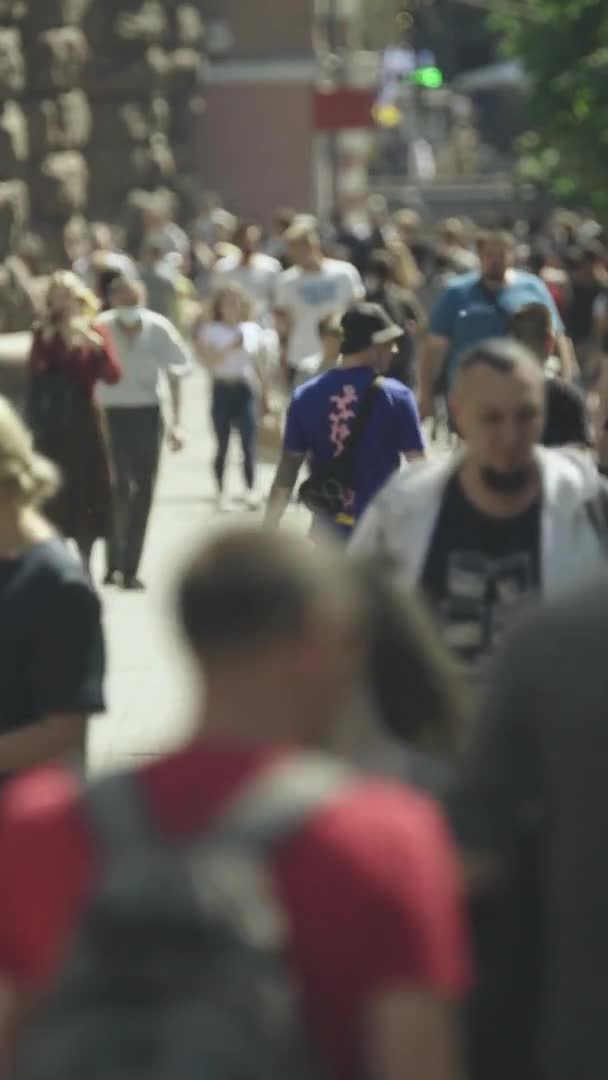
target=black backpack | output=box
[14,757,353,1080]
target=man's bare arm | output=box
[419,334,450,419]
[0,712,87,772]
[265,451,305,526]
[367,989,461,1080]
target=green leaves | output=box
[489,0,608,214]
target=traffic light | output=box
[408,66,444,89]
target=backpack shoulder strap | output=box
[202,754,354,854]
[83,770,158,853]
[83,754,355,860]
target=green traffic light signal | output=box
[409,66,444,89]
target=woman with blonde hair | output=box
[27,270,122,570]
[196,282,269,508]
[0,395,105,778]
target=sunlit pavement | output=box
[88,371,306,774]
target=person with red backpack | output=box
[0,528,469,1080]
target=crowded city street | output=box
[87,369,307,774]
[2,2,608,1079]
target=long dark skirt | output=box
[37,394,114,549]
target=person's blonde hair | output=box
[284,219,320,247]
[211,282,255,323]
[0,396,61,507]
[47,270,100,319]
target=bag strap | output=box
[84,754,354,861]
[337,376,382,469]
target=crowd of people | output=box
[0,189,608,1078]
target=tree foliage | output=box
[489,0,608,211]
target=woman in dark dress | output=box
[0,394,105,778]
[27,271,122,571]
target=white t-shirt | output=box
[198,320,264,388]
[275,258,364,371]
[213,253,282,315]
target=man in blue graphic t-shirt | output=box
[265,303,425,537]
[418,229,576,419]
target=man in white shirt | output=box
[214,221,281,320]
[274,220,365,387]
[97,276,191,590]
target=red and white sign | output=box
[314,88,375,131]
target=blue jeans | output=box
[211,381,256,490]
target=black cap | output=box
[341,302,403,356]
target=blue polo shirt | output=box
[430,271,564,385]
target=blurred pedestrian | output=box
[294,313,343,386]
[27,271,121,571]
[0,395,105,779]
[72,223,135,291]
[562,242,606,385]
[97,276,191,590]
[196,283,268,509]
[264,206,296,266]
[449,576,608,1080]
[353,562,469,791]
[352,339,608,679]
[419,230,575,421]
[0,528,469,1080]
[138,237,179,324]
[140,195,189,262]
[266,303,424,537]
[511,303,591,449]
[214,220,281,320]
[436,218,479,273]
[274,221,364,388]
[364,248,425,387]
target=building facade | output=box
[198,0,377,224]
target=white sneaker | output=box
[215,492,230,513]
[245,490,261,511]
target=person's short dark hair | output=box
[97,267,124,310]
[566,240,604,270]
[108,274,145,306]
[177,529,358,660]
[456,337,540,382]
[527,241,555,275]
[234,220,260,245]
[511,303,552,359]
[367,249,393,284]
[318,313,343,340]
[476,228,516,252]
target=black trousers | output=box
[105,406,162,578]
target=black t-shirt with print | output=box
[0,538,105,744]
[421,474,541,673]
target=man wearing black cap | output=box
[265,302,425,536]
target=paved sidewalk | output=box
[88,372,304,774]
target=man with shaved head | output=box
[351,337,608,678]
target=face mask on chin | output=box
[116,306,142,328]
[480,465,533,494]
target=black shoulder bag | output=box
[298,377,381,519]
